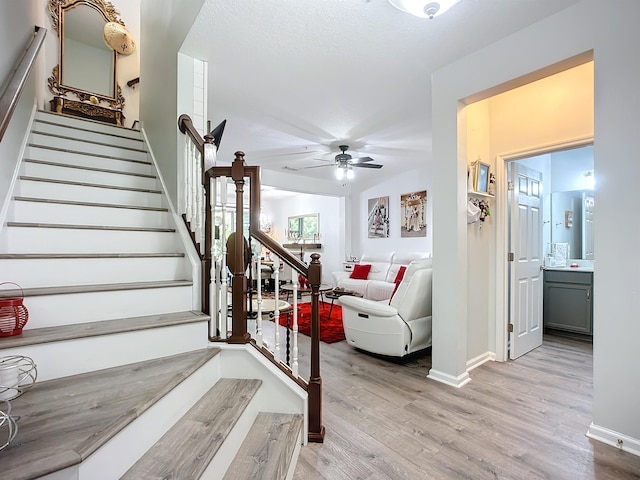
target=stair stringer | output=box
[141,126,203,312]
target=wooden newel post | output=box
[228,151,251,344]
[307,253,325,442]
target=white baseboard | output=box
[466,351,495,372]
[587,422,640,457]
[427,368,471,388]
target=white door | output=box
[510,163,543,359]
[582,193,595,260]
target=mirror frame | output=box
[47,0,125,112]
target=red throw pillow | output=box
[350,264,371,280]
[389,266,407,304]
[393,266,407,284]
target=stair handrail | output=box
[178,114,325,442]
[0,26,47,143]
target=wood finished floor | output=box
[280,332,640,480]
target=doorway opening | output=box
[504,143,594,360]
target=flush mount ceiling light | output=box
[388,0,463,19]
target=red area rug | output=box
[279,302,345,343]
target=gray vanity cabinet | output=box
[543,270,593,335]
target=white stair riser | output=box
[19,285,194,328]
[35,111,142,140]
[16,180,163,207]
[33,120,146,150]
[22,162,158,190]
[29,134,150,163]
[25,145,151,173]
[0,257,188,287]
[0,323,211,383]
[0,227,180,253]
[10,201,171,228]
[79,355,220,480]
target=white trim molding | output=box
[427,369,471,388]
[466,351,495,372]
[587,423,640,457]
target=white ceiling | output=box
[180,0,582,188]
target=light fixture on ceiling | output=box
[388,0,462,19]
[336,164,355,181]
[346,166,354,180]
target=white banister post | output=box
[220,176,229,337]
[209,175,218,337]
[195,151,203,252]
[292,279,299,377]
[273,255,281,363]
[256,248,263,346]
[185,138,193,223]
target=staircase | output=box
[0,111,305,479]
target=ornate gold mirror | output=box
[48,0,126,125]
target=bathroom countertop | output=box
[544,260,593,272]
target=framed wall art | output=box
[400,190,427,237]
[368,196,389,238]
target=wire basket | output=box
[0,282,29,337]
[0,400,18,452]
[0,355,37,401]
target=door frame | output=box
[494,136,593,362]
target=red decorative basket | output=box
[0,283,29,337]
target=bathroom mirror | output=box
[48,0,125,125]
[287,213,319,241]
[550,189,594,260]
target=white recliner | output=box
[338,258,432,357]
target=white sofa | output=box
[339,257,432,357]
[332,251,431,301]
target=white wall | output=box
[139,0,205,207]
[550,146,594,192]
[262,192,342,286]
[352,167,432,258]
[432,0,640,453]
[0,0,42,229]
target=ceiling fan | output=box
[285,145,383,180]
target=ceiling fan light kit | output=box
[289,144,383,180]
[388,0,462,19]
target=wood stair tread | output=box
[0,349,221,480]
[19,175,161,193]
[0,310,208,349]
[6,222,175,232]
[13,196,168,211]
[34,118,144,143]
[122,378,263,480]
[224,412,303,480]
[0,279,193,298]
[25,158,156,178]
[27,143,149,165]
[0,252,183,259]
[31,130,148,153]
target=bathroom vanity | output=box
[543,265,593,337]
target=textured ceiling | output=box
[180,0,582,187]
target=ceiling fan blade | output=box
[353,162,383,169]
[350,156,375,164]
[283,163,334,171]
